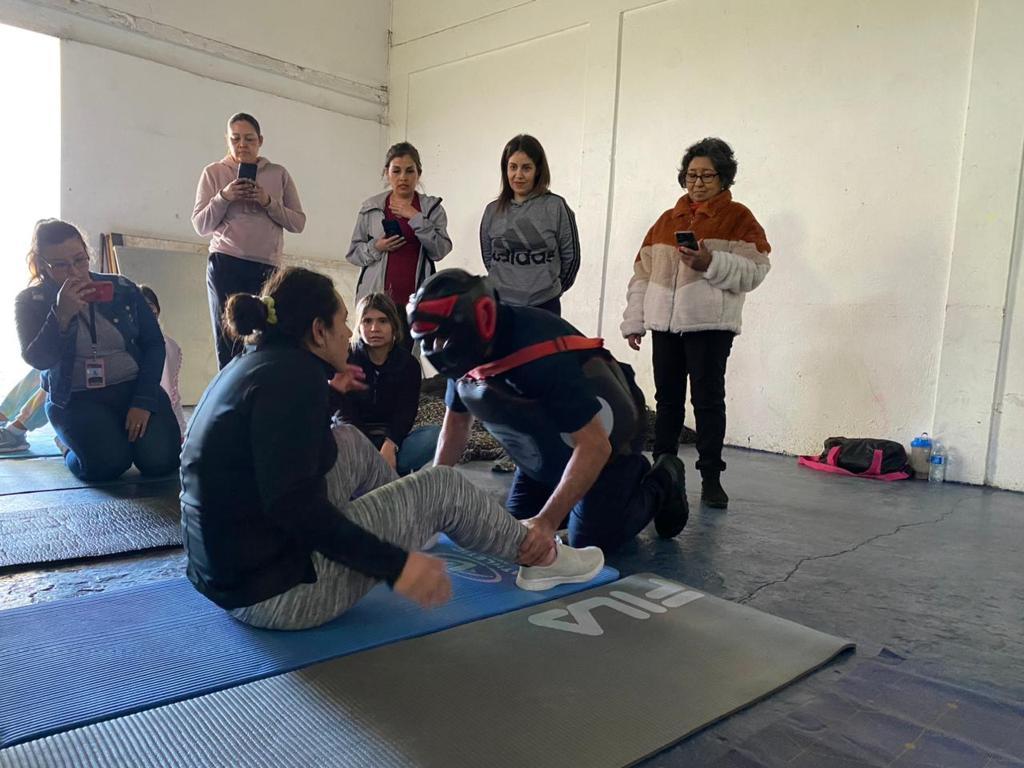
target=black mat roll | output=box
[0,496,181,569]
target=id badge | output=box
[85,358,107,389]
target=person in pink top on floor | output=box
[140,286,186,440]
[192,112,306,369]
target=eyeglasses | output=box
[684,172,719,185]
[45,256,90,271]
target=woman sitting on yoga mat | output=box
[180,266,604,630]
[14,219,181,481]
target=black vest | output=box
[457,351,644,485]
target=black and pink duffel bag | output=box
[798,437,912,481]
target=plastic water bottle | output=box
[928,444,946,484]
[910,433,932,480]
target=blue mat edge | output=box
[0,548,618,748]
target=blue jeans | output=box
[45,380,181,481]
[396,425,441,476]
[505,452,656,553]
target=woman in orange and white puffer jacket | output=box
[621,137,771,511]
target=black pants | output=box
[651,330,734,474]
[207,253,277,369]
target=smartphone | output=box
[674,231,699,250]
[83,281,114,303]
[237,162,258,182]
[382,219,402,238]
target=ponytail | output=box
[222,267,340,346]
[224,293,270,340]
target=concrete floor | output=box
[1,446,1022,765]
[461,447,1024,698]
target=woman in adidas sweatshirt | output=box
[480,134,580,316]
[621,137,771,510]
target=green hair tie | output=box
[260,295,278,325]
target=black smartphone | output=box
[237,162,258,182]
[675,231,699,250]
[382,219,402,238]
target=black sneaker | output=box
[701,475,729,509]
[648,454,689,538]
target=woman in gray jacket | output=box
[346,142,451,349]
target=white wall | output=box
[947,0,1024,491]
[0,0,391,401]
[992,214,1024,490]
[607,0,972,456]
[97,0,389,85]
[391,0,1024,489]
[0,0,389,118]
[403,27,588,287]
[0,23,59,395]
[60,41,382,264]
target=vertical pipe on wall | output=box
[594,12,625,337]
[984,135,1024,483]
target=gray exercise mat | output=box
[0,574,853,767]
[0,495,181,568]
[0,457,173,495]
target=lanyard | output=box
[87,303,99,358]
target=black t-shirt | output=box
[445,305,602,435]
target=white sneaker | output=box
[515,540,605,591]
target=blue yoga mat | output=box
[0,539,616,748]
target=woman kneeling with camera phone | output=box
[15,219,181,481]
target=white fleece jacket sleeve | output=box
[704,245,771,294]
[620,233,654,337]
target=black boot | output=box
[701,471,729,509]
[646,454,689,538]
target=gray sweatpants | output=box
[230,425,526,630]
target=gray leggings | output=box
[230,425,526,630]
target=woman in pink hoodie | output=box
[192,112,306,369]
